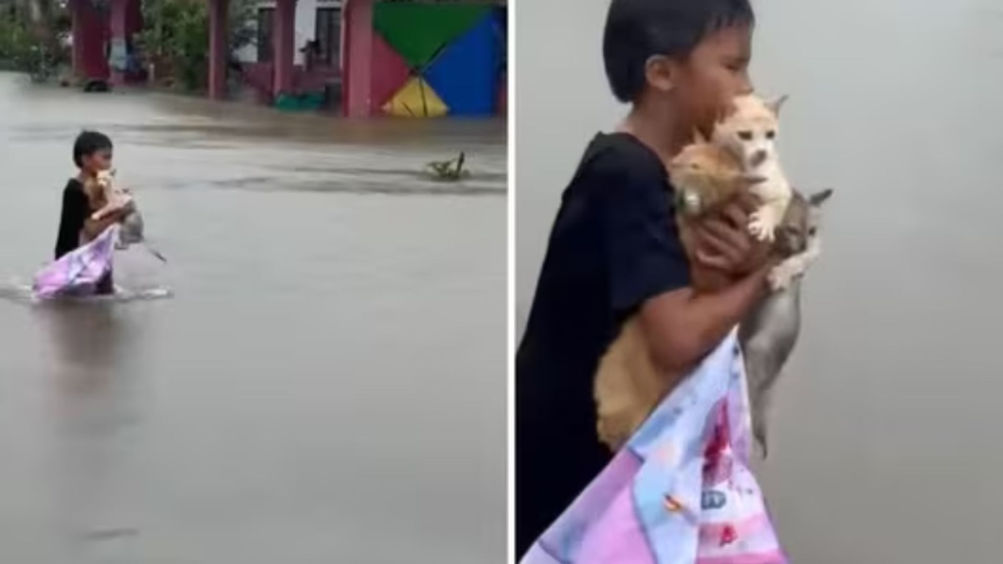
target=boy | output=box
[55,131,126,295]
[515,0,777,556]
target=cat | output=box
[667,93,793,289]
[667,140,766,292]
[668,141,765,218]
[712,94,793,243]
[740,188,832,457]
[84,169,133,222]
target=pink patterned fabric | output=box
[33,225,118,299]
[522,333,786,564]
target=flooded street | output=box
[0,72,506,563]
[517,0,1003,561]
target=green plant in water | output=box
[0,11,31,70]
[0,7,68,80]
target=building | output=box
[232,0,506,118]
[67,0,506,118]
[232,0,343,109]
[234,0,342,68]
[68,0,143,85]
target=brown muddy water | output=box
[0,72,506,563]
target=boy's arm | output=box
[91,196,134,221]
[639,262,772,373]
[82,209,126,240]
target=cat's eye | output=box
[738,131,753,141]
[809,227,817,236]
[766,130,776,140]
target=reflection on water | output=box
[0,72,506,563]
[44,305,146,563]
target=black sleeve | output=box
[55,181,87,259]
[598,160,691,316]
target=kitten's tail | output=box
[143,243,167,263]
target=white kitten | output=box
[89,169,134,221]
[712,94,793,242]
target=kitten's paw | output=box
[748,211,777,242]
[768,263,794,291]
[768,258,807,291]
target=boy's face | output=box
[81,149,113,175]
[665,25,754,138]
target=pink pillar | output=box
[71,0,85,77]
[70,0,110,81]
[273,0,296,97]
[342,0,373,117]
[208,0,228,100]
[126,0,143,36]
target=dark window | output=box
[256,7,275,63]
[314,7,341,66]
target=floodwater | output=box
[0,72,506,563]
[517,0,1003,562]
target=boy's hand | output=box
[692,192,771,275]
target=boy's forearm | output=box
[82,211,123,239]
[92,199,133,221]
[639,263,772,373]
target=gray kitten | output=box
[90,170,166,262]
[118,208,167,262]
[739,188,832,458]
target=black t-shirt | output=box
[515,132,690,556]
[55,178,89,259]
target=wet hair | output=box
[603,0,755,103]
[72,130,113,168]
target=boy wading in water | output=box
[515,0,778,556]
[55,131,126,295]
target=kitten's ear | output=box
[809,188,834,206]
[768,94,790,115]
